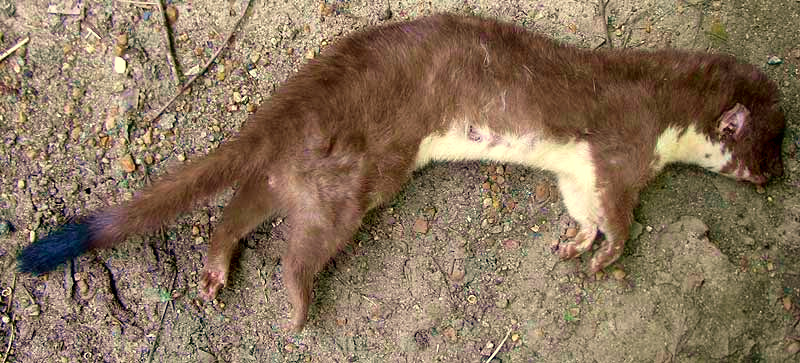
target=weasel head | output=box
[715,100,785,185]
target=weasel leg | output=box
[589,185,638,272]
[282,197,365,332]
[554,175,601,260]
[199,177,277,301]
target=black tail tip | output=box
[17,222,92,275]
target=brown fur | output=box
[21,14,785,331]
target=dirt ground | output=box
[1,0,799,362]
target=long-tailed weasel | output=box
[17,14,785,331]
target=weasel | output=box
[17,14,785,331]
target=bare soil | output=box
[1,0,799,362]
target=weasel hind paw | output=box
[557,224,599,260]
[198,269,226,301]
[589,239,624,273]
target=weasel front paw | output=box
[198,269,227,301]
[557,224,599,260]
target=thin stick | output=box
[117,0,158,5]
[1,274,17,363]
[157,0,180,84]
[1,320,14,363]
[148,0,254,124]
[598,0,613,49]
[0,37,29,63]
[147,270,178,363]
[484,327,513,363]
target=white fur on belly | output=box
[414,123,602,224]
[653,125,732,172]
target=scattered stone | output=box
[304,48,316,59]
[159,114,175,130]
[442,326,457,342]
[502,239,520,249]
[482,197,493,208]
[25,304,40,317]
[17,179,25,189]
[495,165,504,175]
[78,280,89,295]
[378,7,393,21]
[0,220,12,236]
[467,294,478,304]
[611,268,626,280]
[412,218,428,234]
[1,315,8,324]
[450,262,465,282]
[284,343,296,353]
[511,333,520,342]
[766,56,782,65]
[118,154,136,173]
[564,227,577,239]
[29,230,36,242]
[246,103,256,112]
[534,183,549,202]
[165,4,179,24]
[216,64,226,81]
[480,341,495,356]
[783,296,792,311]
[113,56,126,74]
[186,64,201,76]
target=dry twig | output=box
[148,0,254,124]
[157,0,180,84]
[0,37,29,63]
[1,274,17,363]
[484,328,513,363]
[117,0,158,6]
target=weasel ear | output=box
[717,103,750,140]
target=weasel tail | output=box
[17,135,259,275]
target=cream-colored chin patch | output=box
[653,125,731,172]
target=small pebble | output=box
[511,333,519,342]
[17,179,26,189]
[564,227,577,238]
[467,294,478,304]
[442,326,457,342]
[783,296,792,311]
[612,268,626,280]
[119,154,136,173]
[786,341,800,354]
[495,165,504,175]
[767,56,782,65]
[116,33,128,48]
[412,218,428,234]
[113,56,126,74]
[29,230,36,242]
[1,315,9,324]
[0,220,12,236]
[165,5,179,23]
[78,280,89,295]
[534,183,549,202]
